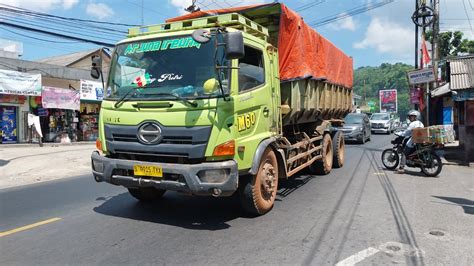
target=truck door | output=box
[234,43,276,142]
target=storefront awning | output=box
[431,82,451,98]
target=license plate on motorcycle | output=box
[133,165,163,177]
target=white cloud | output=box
[86,3,114,20]
[63,0,79,10]
[329,14,356,31]
[354,17,413,56]
[169,0,267,15]
[1,0,79,12]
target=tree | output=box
[426,30,473,58]
[354,63,413,119]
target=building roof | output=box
[36,49,110,67]
[448,55,474,90]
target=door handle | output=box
[263,107,270,116]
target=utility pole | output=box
[432,0,439,86]
[415,0,419,70]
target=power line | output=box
[0,26,81,43]
[461,0,474,33]
[1,21,115,47]
[309,0,394,27]
[294,0,326,12]
[0,4,139,27]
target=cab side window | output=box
[238,46,265,92]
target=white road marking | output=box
[335,247,380,266]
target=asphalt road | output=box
[1,134,472,265]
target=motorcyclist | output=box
[396,110,424,174]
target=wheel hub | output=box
[261,162,276,196]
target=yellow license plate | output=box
[133,165,163,177]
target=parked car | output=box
[339,113,371,144]
[370,112,394,134]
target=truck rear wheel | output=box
[332,131,344,168]
[240,148,279,215]
[128,187,166,202]
[310,134,333,175]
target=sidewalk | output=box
[0,144,96,189]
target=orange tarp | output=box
[168,3,353,88]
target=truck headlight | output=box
[198,169,230,183]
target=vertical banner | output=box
[1,106,17,143]
[80,80,104,101]
[410,88,420,104]
[379,89,397,113]
[42,86,80,110]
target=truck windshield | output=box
[106,35,229,100]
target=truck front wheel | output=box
[240,148,279,215]
[128,187,166,202]
[309,134,333,175]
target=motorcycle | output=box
[381,132,443,177]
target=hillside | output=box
[354,63,415,119]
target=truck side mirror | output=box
[224,32,244,60]
[90,55,102,79]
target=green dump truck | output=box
[91,3,353,215]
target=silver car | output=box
[370,113,394,134]
[339,113,371,144]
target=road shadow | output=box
[0,159,10,166]
[432,196,474,215]
[277,174,314,199]
[93,191,244,231]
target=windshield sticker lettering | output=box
[158,73,183,82]
[124,37,201,55]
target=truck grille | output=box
[104,123,211,160]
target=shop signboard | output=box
[379,89,397,113]
[80,80,104,101]
[0,94,27,104]
[407,68,435,85]
[1,106,17,143]
[42,86,80,110]
[37,107,49,117]
[452,89,474,101]
[0,69,42,96]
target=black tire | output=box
[332,131,344,168]
[309,134,333,175]
[239,148,279,215]
[421,152,443,177]
[381,149,399,170]
[128,187,166,202]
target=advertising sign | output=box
[0,69,42,96]
[1,106,17,143]
[379,89,397,113]
[42,86,80,110]
[408,68,435,85]
[80,80,104,101]
[410,88,421,104]
[452,88,474,101]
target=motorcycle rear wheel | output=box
[421,152,443,177]
[381,149,399,170]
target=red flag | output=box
[422,34,431,66]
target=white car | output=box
[370,113,394,134]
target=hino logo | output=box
[137,122,162,144]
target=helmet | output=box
[407,110,420,119]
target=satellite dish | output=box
[192,29,211,43]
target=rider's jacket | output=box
[403,120,424,148]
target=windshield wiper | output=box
[114,87,140,108]
[146,92,198,107]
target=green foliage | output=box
[426,30,474,58]
[354,62,414,119]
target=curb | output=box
[0,141,95,149]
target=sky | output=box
[0,0,473,68]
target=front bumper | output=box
[91,152,238,196]
[372,128,390,133]
[341,130,363,141]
